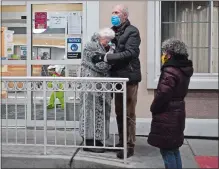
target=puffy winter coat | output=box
[107,20,141,84]
[147,57,193,149]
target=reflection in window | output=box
[161,1,218,73]
[1,5,27,60]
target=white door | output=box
[1,1,29,128]
[26,1,88,128]
[1,1,100,129]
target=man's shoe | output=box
[116,148,134,159]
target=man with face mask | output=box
[92,4,141,159]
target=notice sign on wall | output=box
[35,12,47,29]
[67,38,81,59]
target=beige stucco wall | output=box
[185,90,218,119]
[100,1,218,119]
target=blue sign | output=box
[67,37,82,59]
[20,46,27,50]
[20,46,27,56]
[70,44,78,51]
[67,38,81,43]
[1,57,8,60]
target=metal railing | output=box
[1,76,128,163]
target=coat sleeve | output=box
[82,45,111,71]
[150,70,178,114]
[106,28,141,64]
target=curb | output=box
[2,154,132,168]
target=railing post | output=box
[123,81,127,164]
[43,80,47,155]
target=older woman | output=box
[147,39,193,169]
[79,28,115,153]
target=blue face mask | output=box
[111,15,121,27]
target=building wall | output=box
[1,1,218,119]
[185,90,218,119]
[100,1,154,118]
[100,1,218,119]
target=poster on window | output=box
[7,43,17,60]
[6,43,14,55]
[67,38,81,59]
[20,46,27,60]
[20,46,27,56]
[49,13,66,28]
[35,12,47,29]
[67,12,82,35]
[5,32,13,42]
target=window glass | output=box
[161,1,218,73]
[31,3,83,60]
[1,5,27,60]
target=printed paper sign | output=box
[5,32,13,42]
[49,14,66,28]
[68,12,82,35]
[6,43,14,55]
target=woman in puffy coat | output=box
[147,39,194,169]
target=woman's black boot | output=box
[83,139,105,153]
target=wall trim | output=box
[110,118,218,138]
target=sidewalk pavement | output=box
[186,139,218,168]
[1,129,218,168]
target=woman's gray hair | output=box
[98,28,115,40]
[162,38,189,58]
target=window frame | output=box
[147,1,218,89]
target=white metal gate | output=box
[1,76,129,163]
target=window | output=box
[1,1,99,126]
[1,3,27,62]
[147,1,218,89]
